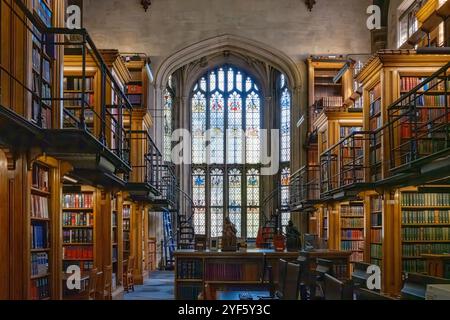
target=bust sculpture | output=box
[222,217,237,251]
[286,220,301,252]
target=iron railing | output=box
[290,165,320,208]
[320,131,376,197]
[0,0,132,166]
[388,62,450,173]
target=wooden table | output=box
[216,290,272,300]
[298,250,352,280]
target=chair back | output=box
[88,268,98,300]
[283,262,301,300]
[103,265,113,300]
[324,273,353,300]
[277,259,288,294]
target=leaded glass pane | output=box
[228,169,241,207]
[281,88,291,162]
[192,92,207,164]
[280,74,285,89]
[227,92,243,164]
[163,88,173,162]
[229,207,241,238]
[247,208,259,239]
[218,68,225,92]
[247,169,260,207]
[228,68,234,92]
[200,77,207,92]
[246,92,261,164]
[210,169,224,206]
[194,208,206,235]
[192,169,206,207]
[281,167,290,207]
[209,92,225,164]
[236,72,243,92]
[211,208,223,238]
[246,77,252,92]
[210,72,216,91]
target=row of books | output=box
[402,243,450,257]
[341,230,363,239]
[63,246,94,260]
[332,264,349,281]
[64,77,94,91]
[402,227,450,241]
[64,109,95,127]
[401,192,450,207]
[403,260,426,273]
[31,223,48,249]
[340,127,363,140]
[63,261,94,272]
[123,205,131,219]
[33,74,52,105]
[349,251,364,262]
[32,164,49,191]
[177,284,203,300]
[123,220,130,231]
[63,193,94,209]
[400,77,450,92]
[318,96,343,108]
[31,195,49,219]
[63,229,93,244]
[33,0,52,27]
[32,101,52,129]
[371,243,382,259]
[31,252,49,277]
[32,47,51,82]
[30,278,50,300]
[205,263,259,281]
[371,213,382,227]
[177,260,203,279]
[416,140,447,156]
[369,117,382,132]
[341,217,364,228]
[341,240,364,251]
[369,99,381,118]
[127,84,143,94]
[371,197,382,212]
[112,212,118,227]
[402,210,450,224]
[63,93,95,107]
[127,94,142,105]
[401,77,424,92]
[416,95,450,108]
[340,204,364,217]
[371,228,382,243]
[63,212,94,227]
[369,85,381,103]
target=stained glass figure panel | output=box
[281,88,291,162]
[192,92,207,164]
[227,92,243,164]
[247,169,260,207]
[192,169,206,207]
[210,169,224,207]
[246,92,261,164]
[211,208,223,238]
[163,88,173,162]
[209,92,225,164]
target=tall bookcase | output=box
[111,194,119,290]
[30,163,51,300]
[123,203,131,260]
[62,187,95,297]
[368,83,382,182]
[340,202,365,264]
[401,191,450,274]
[322,207,329,242]
[369,195,383,266]
[32,0,54,128]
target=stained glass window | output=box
[192,169,206,234]
[281,167,291,230]
[191,65,262,238]
[163,88,173,162]
[210,168,224,238]
[280,87,291,162]
[247,169,260,238]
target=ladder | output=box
[162,209,176,270]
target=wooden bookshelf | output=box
[369,195,383,267]
[30,162,51,300]
[401,191,450,274]
[123,203,131,260]
[368,83,382,183]
[62,187,95,298]
[340,202,365,264]
[63,76,95,131]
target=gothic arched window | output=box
[191,65,261,238]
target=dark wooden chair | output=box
[282,262,301,300]
[103,265,113,300]
[323,273,353,300]
[123,256,135,293]
[87,268,98,300]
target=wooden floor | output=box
[124,271,175,300]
